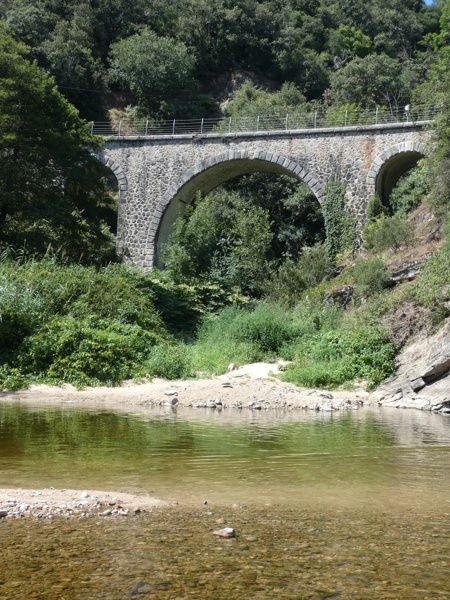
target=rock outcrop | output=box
[370,318,450,413]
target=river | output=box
[0,403,449,598]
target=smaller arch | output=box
[367,142,426,204]
[145,150,324,268]
[93,152,128,256]
[93,152,128,191]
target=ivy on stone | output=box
[322,173,357,268]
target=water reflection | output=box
[0,403,449,509]
[1,403,450,598]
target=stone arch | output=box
[93,152,128,192]
[366,141,426,205]
[145,150,323,268]
[93,152,128,254]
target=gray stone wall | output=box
[99,122,429,270]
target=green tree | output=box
[327,24,374,67]
[0,24,114,263]
[39,4,106,120]
[415,0,450,215]
[108,27,197,117]
[177,0,282,77]
[276,47,329,100]
[162,190,273,296]
[223,171,325,262]
[227,81,308,119]
[4,1,55,51]
[331,53,420,109]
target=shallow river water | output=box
[0,403,449,598]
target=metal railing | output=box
[90,104,441,138]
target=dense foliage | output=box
[0,26,115,262]
[0,0,442,119]
[0,0,449,394]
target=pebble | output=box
[213,527,235,538]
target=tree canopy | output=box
[0,0,443,119]
[0,24,114,262]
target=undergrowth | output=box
[1,218,449,392]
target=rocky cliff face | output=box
[370,318,450,414]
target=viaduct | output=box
[96,121,430,270]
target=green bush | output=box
[229,302,298,355]
[0,257,170,389]
[363,214,414,253]
[192,306,261,374]
[353,256,391,303]
[281,325,397,390]
[16,316,159,387]
[190,302,301,374]
[389,163,431,217]
[266,243,328,305]
[365,195,388,220]
[146,344,194,380]
[409,235,450,323]
[0,270,43,358]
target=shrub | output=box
[281,325,397,390]
[389,163,431,217]
[191,302,301,374]
[353,257,391,303]
[229,301,298,355]
[16,316,159,387]
[366,195,388,220]
[409,235,450,323]
[0,257,171,389]
[192,306,262,374]
[146,344,194,380]
[266,243,328,305]
[363,214,414,253]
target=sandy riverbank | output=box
[0,361,369,412]
[0,488,166,520]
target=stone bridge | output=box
[97,121,430,269]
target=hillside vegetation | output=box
[0,0,449,392]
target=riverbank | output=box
[2,340,449,414]
[0,361,369,412]
[0,488,165,521]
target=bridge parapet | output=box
[90,103,439,138]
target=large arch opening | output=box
[376,150,425,206]
[152,154,323,268]
[92,153,128,256]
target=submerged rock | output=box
[213,527,235,538]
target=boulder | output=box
[370,318,450,412]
